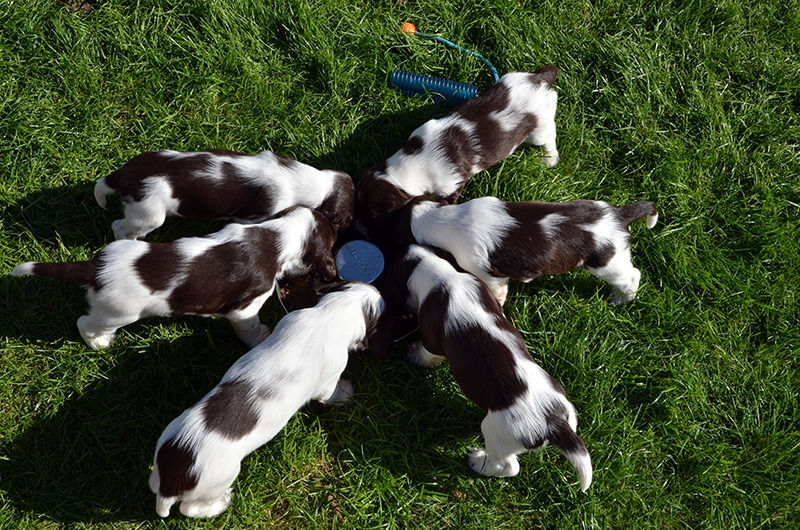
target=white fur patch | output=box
[411,197,517,288]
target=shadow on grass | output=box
[0,328,244,522]
[0,330,489,523]
[2,181,237,252]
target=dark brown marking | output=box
[617,201,658,228]
[546,411,589,456]
[531,64,558,87]
[167,231,279,315]
[403,135,425,156]
[27,260,99,289]
[488,200,618,280]
[437,123,476,180]
[355,169,416,240]
[155,437,199,498]
[135,244,183,293]
[315,171,355,231]
[301,211,339,281]
[202,378,261,440]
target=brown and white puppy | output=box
[375,244,592,490]
[356,65,559,238]
[10,206,338,350]
[406,196,658,305]
[148,281,384,518]
[95,149,355,240]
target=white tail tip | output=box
[646,212,659,229]
[565,449,593,492]
[94,177,114,209]
[10,262,37,276]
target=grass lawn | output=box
[1,0,798,528]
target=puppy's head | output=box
[317,170,356,232]
[362,245,427,360]
[354,166,415,240]
[303,211,339,281]
[316,281,386,352]
[391,195,444,250]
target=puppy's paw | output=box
[236,321,271,349]
[258,324,272,343]
[608,289,635,305]
[494,283,509,306]
[609,270,640,305]
[322,378,354,406]
[405,341,445,367]
[78,320,117,350]
[466,448,519,477]
[541,151,559,167]
[87,334,117,350]
[111,219,135,240]
[466,448,489,474]
[179,489,233,518]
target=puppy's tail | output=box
[618,201,658,230]
[94,176,116,209]
[548,418,593,492]
[10,260,97,286]
[533,64,559,87]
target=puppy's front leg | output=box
[405,341,445,367]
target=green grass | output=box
[1,0,799,528]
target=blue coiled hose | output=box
[389,69,479,107]
[389,27,499,107]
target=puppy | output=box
[95,149,355,240]
[356,65,559,237]
[148,281,384,518]
[10,206,338,350]
[406,196,658,305]
[376,244,592,490]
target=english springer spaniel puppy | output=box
[149,281,384,518]
[95,149,355,240]
[405,196,659,306]
[375,244,592,490]
[356,65,559,238]
[10,206,338,350]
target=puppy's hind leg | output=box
[113,180,179,240]
[226,293,271,348]
[525,120,558,167]
[112,201,168,240]
[77,315,123,350]
[466,411,523,477]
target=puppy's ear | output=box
[363,309,397,360]
[318,255,339,281]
